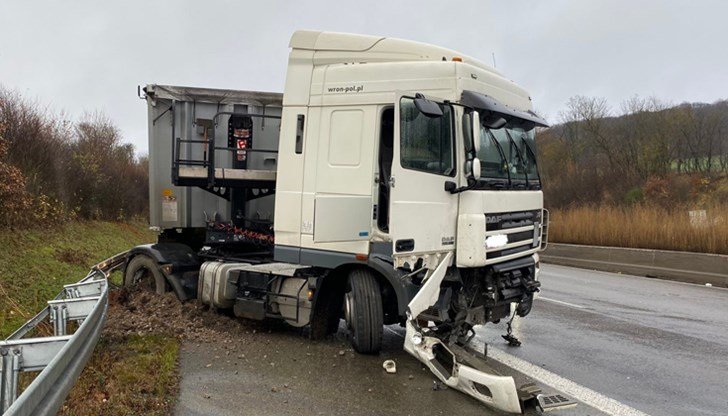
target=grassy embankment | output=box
[549,204,728,255]
[0,221,179,415]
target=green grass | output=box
[0,220,153,337]
[59,334,179,416]
[1,221,180,415]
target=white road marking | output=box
[385,326,650,416]
[537,296,585,309]
[482,342,651,416]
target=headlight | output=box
[485,234,508,249]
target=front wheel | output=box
[344,269,383,354]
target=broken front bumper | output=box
[403,252,522,414]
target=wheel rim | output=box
[132,267,155,291]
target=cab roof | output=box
[289,30,502,76]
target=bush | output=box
[624,187,644,205]
[0,126,33,227]
[0,88,148,227]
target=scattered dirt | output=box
[105,286,281,343]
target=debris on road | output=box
[383,359,397,374]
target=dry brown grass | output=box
[549,204,728,254]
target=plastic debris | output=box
[382,359,397,374]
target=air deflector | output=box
[461,90,549,128]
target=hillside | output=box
[0,220,154,336]
[536,97,728,208]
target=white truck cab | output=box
[275,30,546,270]
[134,30,553,413]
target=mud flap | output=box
[403,252,523,414]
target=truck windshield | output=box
[475,122,541,190]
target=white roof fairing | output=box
[289,30,503,76]
[286,30,535,114]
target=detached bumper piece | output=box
[404,322,523,413]
[403,252,552,414]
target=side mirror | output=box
[414,94,443,118]
[471,157,481,180]
[464,158,481,181]
[471,110,481,153]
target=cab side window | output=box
[399,97,454,176]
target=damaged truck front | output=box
[130,30,554,414]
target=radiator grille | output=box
[485,210,542,260]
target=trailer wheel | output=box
[124,255,168,295]
[345,269,383,354]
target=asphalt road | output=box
[175,264,728,416]
[175,325,535,416]
[478,264,728,416]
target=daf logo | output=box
[485,215,502,224]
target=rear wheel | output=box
[344,269,383,354]
[124,255,168,295]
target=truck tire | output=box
[345,269,383,354]
[124,255,168,295]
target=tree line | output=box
[536,96,728,208]
[0,87,148,228]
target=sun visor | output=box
[461,90,549,127]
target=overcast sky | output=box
[1,0,727,154]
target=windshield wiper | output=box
[485,129,512,189]
[504,129,529,185]
[517,134,542,190]
[482,178,508,189]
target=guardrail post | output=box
[51,305,68,336]
[59,306,68,336]
[49,306,57,334]
[1,348,20,413]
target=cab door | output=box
[389,93,459,269]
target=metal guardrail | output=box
[0,251,129,415]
